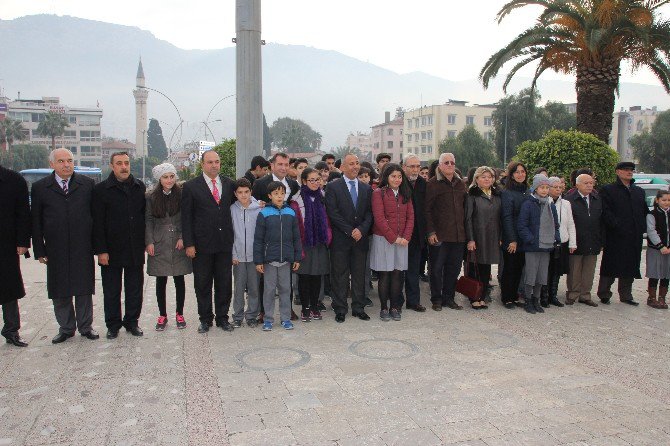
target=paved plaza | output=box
[2,256,670,446]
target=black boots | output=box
[524,297,536,314]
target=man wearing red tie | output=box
[181,150,237,333]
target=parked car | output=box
[634,178,670,210]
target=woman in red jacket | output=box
[370,163,414,321]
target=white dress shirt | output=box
[203,173,222,194]
[272,174,290,202]
[55,173,71,191]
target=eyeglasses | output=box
[442,161,456,166]
[406,164,421,169]
[305,178,321,183]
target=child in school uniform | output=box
[254,181,302,330]
[230,178,263,327]
[646,190,670,309]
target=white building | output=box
[6,96,103,167]
[370,110,405,163]
[403,100,496,162]
[610,106,660,161]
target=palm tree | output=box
[0,118,27,152]
[480,0,670,142]
[36,111,69,150]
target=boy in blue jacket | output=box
[517,174,560,314]
[254,181,302,331]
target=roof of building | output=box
[102,140,136,150]
[371,117,404,128]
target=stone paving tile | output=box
[228,427,296,446]
[430,419,502,444]
[481,428,561,446]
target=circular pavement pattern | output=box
[235,347,311,371]
[348,338,419,360]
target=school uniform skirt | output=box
[370,235,408,272]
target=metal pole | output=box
[236,0,263,178]
[142,129,146,183]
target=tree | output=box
[147,118,168,161]
[492,88,576,162]
[0,118,27,152]
[130,156,161,181]
[480,0,670,143]
[195,138,236,179]
[270,117,321,152]
[332,146,360,160]
[263,114,272,158]
[515,129,619,185]
[439,125,499,173]
[36,111,69,150]
[0,144,49,171]
[630,109,670,173]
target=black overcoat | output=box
[599,178,648,278]
[31,172,96,299]
[0,165,31,304]
[92,173,146,267]
[409,176,427,248]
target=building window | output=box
[427,115,433,125]
[487,132,494,142]
[374,130,379,137]
[484,117,492,126]
[407,119,412,129]
[414,147,419,154]
[400,141,403,148]
[466,115,475,125]
[387,141,393,149]
[31,113,45,123]
[637,120,644,131]
[448,131,457,139]
[427,146,433,153]
[414,118,419,127]
[400,129,403,135]
[421,131,426,140]
[387,128,393,136]
[448,115,456,125]
[407,134,412,142]
[421,117,426,126]
[427,131,433,140]
[68,115,77,124]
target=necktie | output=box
[212,179,220,204]
[349,180,358,206]
[61,179,68,194]
[583,196,588,210]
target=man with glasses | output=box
[400,155,427,312]
[597,161,648,305]
[425,153,467,311]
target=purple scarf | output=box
[301,185,328,248]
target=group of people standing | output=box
[0,147,665,347]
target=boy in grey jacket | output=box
[231,178,263,327]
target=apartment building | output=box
[6,96,103,168]
[403,100,496,162]
[370,110,404,163]
[610,106,660,161]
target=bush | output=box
[195,138,236,179]
[515,130,619,185]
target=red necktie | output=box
[212,179,220,204]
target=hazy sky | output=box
[5,0,670,85]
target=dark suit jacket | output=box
[324,177,373,251]
[32,172,95,298]
[410,176,427,247]
[181,174,236,254]
[252,174,299,203]
[92,173,146,267]
[0,165,30,303]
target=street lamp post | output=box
[202,119,222,146]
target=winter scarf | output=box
[536,193,556,249]
[301,185,328,248]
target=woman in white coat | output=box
[542,176,577,307]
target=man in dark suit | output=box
[325,153,373,322]
[0,164,31,347]
[32,148,99,344]
[93,152,146,339]
[182,150,236,333]
[252,152,299,203]
[401,154,427,312]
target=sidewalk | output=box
[1,257,669,446]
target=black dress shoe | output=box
[406,304,427,312]
[81,330,100,340]
[352,311,370,321]
[549,298,565,307]
[579,300,598,307]
[431,303,442,311]
[106,330,119,339]
[335,313,346,323]
[126,326,144,337]
[52,332,74,344]
[220,321,234,331]
[197,322,210,333]
[622,299,640,306]
[443,301,463,310]
[5,335,28,347]
[599,297,611,305]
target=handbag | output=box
[456,251,484,302]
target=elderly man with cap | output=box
[145,162,192,331]
[597,161,648,305]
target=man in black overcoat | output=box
[31,148,99,343]
[597,161,648,305]
[0,164,31,347]
[400,154,427,312]
[93,152,146,338]
[325,153,373,323]
[181,150,236,333]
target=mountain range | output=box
[2,14,670,149]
